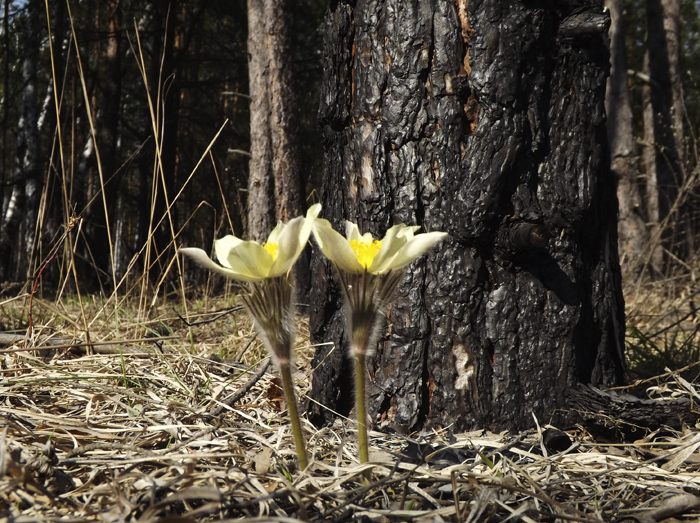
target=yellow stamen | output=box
[350,239,382,268]
[263,242,279,261]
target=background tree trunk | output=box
[309,0,625,432]
[88,0,122,284]
[246,0,275,244]
[606,0,649,275]
[643,0,686,271]
[0,0,42,283]
[247,0,309,296]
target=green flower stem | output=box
[279,360,309,470]
[241,276,308,470]
[354,351,369,464]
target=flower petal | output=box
[266,222,286,246]
[313,218,364,273]
[265,204,321,276]
[388,231,448,270]
[180,247,260,282]
[229,241,275,278]
[300,204,322,247]
[307,203,322,220]
[368,224,407,273]
[397,225,421,239]
[269,214,306,276]
[345,221,362,242]
[214,235,244,268]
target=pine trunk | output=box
[247,0,309,296]
[246,0,276,244]
[605,0,648,275]
[643,0,686,268]
[309,0,625,432]
[0,0,42,282]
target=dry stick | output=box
[46,0,97,350]
[0,334,179,353]
[450,470,462,521]
[633,493,700,523]
[206,357,271,419]
[155,358,272,454]
[173,306,243,327]
[65,1,118,297]
[119,26,227,322]
[63,442,159,461]
[27,220,75,332]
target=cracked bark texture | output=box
[309,0,625,432]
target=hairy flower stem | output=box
[338,268,405,466]
[278,360,309,470]
[240,275,309,469]
[354,351,369,464]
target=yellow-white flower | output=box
[180,205,321,471]
[181,204,321,281]
[312,218,448,274]
[311,215,446,466]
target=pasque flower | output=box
[312,217,447,465]
[312,219,448,275]
[181,203,321,471]
[180,204,320,282]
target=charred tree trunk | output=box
[605,0,648,275]
[309,0,625,432]
[247,0,308,296]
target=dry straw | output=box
[3,319,700,521]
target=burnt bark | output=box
[309,0,625,432]
[570,384,700,435]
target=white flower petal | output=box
[307,203,322,220]
[229,241,274,278]
[388,231,448,270]
[180,247,260,282]
[368,224,407,273]
[398,225,421,239]
[313,218,364,273]
[270,214,306,276]
[214,235,244,268]
[266,222,286,246]
[345,221,362,242]
[183,205,323,283]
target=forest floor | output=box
[1,281,700,522]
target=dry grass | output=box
[2,295,700,522]
[624,268,700,382]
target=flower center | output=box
[263,242,279,261]
[350,239,382,268]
